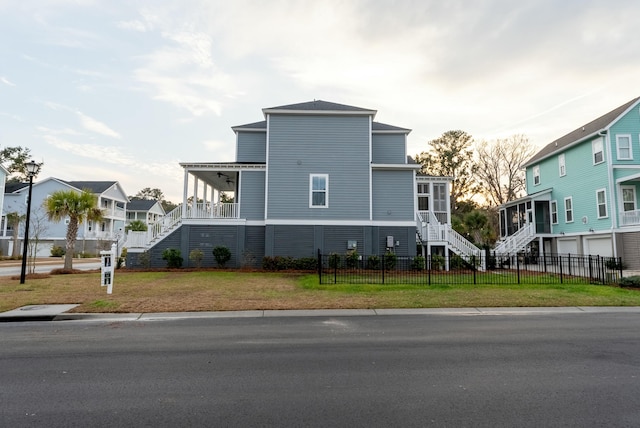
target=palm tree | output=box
[44,189,103,270]
[5,212,24,257]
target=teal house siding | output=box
[266,115,371,220]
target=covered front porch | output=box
[617,174,640,227]
[179,162,266,221]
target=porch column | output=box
[182,168,189,217]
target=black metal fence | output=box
[317,251,624,285]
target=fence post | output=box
[588,255,593,283]
[382,253,385,285]
[516,252,521,284]
[317,249,322,284]
[559,255,563,284]
[618,257,623,279]
[427,254,431,286]
[543,252,547,273]
[567,254,572,276]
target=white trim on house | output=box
[265,219,417,227]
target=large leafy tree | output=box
[415,130,479,216]
[0,146,32,182]
[475,135,535,206]
[44,189,103,270]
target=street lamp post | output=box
[20,160,42,284]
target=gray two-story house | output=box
[126,100,478,268]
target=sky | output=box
[1,0,639,203]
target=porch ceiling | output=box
[181,162,265,190]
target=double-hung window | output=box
[550,200,558,224]
[558,154,566,177]
[616,135,632,160]
[596,189,607,218]
[593,138,604,164]
[310,174,328,208]
[533,165,540,186]
[564,197,573,223]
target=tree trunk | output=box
[64,217,79,270]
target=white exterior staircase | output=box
[416,211,484,269]
[492,223,535,255]
[125,206,183,249]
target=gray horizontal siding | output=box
[372,134,405,163]
[372,170,415,220]
[239,171,265,220]
[267,115,370,220]
[236,131,266,163]
[244,226,265,267]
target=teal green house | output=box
[497,96,640,269]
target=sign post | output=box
[100,243,117,294]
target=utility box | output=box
[100,243,117,294]
[386,236,394,249]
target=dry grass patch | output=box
[1,269,640,313]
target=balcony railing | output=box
[186,202,239,219]
[621,210,640,226]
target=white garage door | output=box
[584,237,613,257]
[557,238,578,255]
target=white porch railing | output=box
[416,211,483,268]
[621,210,640,226]
[493,223,535,255]
[187,202,239,219]
[124,203,240,249]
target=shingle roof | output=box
[127,199,158,211]
[5,182,28,193]
[525,96,640,166]
[231,120,267,131]
[64,181,116,193]
[372,121,411,133]
[263,100,376,114]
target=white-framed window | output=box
[596,189,607,218]
[616,135,632,160]
[558,154,566,177]
[622,186,637,212]
[533,165,540,185]
[417,183,429,211]
[309,174,328,208]
[550,200,558,224]
[433,183,447,212]
[564,197,573,223]
[592,137,604,164]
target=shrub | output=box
[189,249,204,268]
[605,258,625,270]
[50,245,65,257]
[137,251,151,269]
[292,257,318,270]
[411,255,425,271]
[212,246,232,268]
[328,253,341,269]
[117,248,127,269]
[619,276,640,288]
[162,248,183,268]
[125,220,148,232]
[367,255,380,270]
[346,251,360,269]
[384,251,397,270]
[430,254,445,270]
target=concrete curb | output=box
[3,305,640,323]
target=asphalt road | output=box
[0,258,101,276]
[2,313,640,427]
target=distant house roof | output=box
[524,96,640,167]
[64,181,117,193]
[127,199,160,211]
[262,100,377,118]
[231,120,267,132]
[5,182,28,193]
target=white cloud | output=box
[1,76,15,86]
[76,111,121,139]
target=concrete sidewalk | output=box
[2,304,640,323]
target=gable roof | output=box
[231,120,267,132]
[64,181,117,193]
[5,182,29,193]
[525,96,640,167]
[262,100,377,118]
[127,199,160,211]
